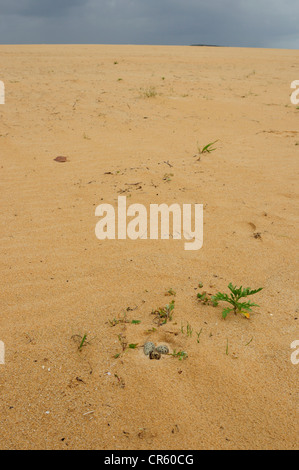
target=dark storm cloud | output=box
[0,0,298,48]
[0,0,84,17]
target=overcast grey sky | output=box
[0,0,298,48]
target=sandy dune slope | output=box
[0,45,298,450]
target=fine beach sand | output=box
[0,45,298,450]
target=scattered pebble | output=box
[54,156,68,163]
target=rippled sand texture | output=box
[0,45,298,450]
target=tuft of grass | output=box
[245,337,254,346]
[141,86,157,98]
[186,322,193,337]
[212,283,263,320]
[198,141,218,154]
[115,335,139,357]
[79,334,88,351]
[196,285,216,307]
[163,173,174,182]
[109,317,123,327]
[108,313,141,327]
[196,328,203,343]
[171,350,188,361]
[152,300,175,326]
[197,291,211,304]
[72,333,94,352]
[146,327,157,334]
[196,140,218,160]
[165,288,176,297]
[181,322,193,337]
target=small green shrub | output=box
[152,300,175,326]
[211,283,263,319]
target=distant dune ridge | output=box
[191,44,222,47]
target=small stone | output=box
[144,342,155,356]
[54,156,68,163]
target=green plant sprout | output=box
[171,350,188,361]
[152,300,175,326]
[187,322,193,337]
[245,337,254,346]
[197,140,218,155]
[211,283,263,319]
[163,173,174,182]
[108,314,141,327]
[181,322,193,337]
[165,288,176,297]
[71,333,95,351]
[79,334,88,351]
[146,327,157,334]
[197,291,211,304]
[196,329,203,343]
